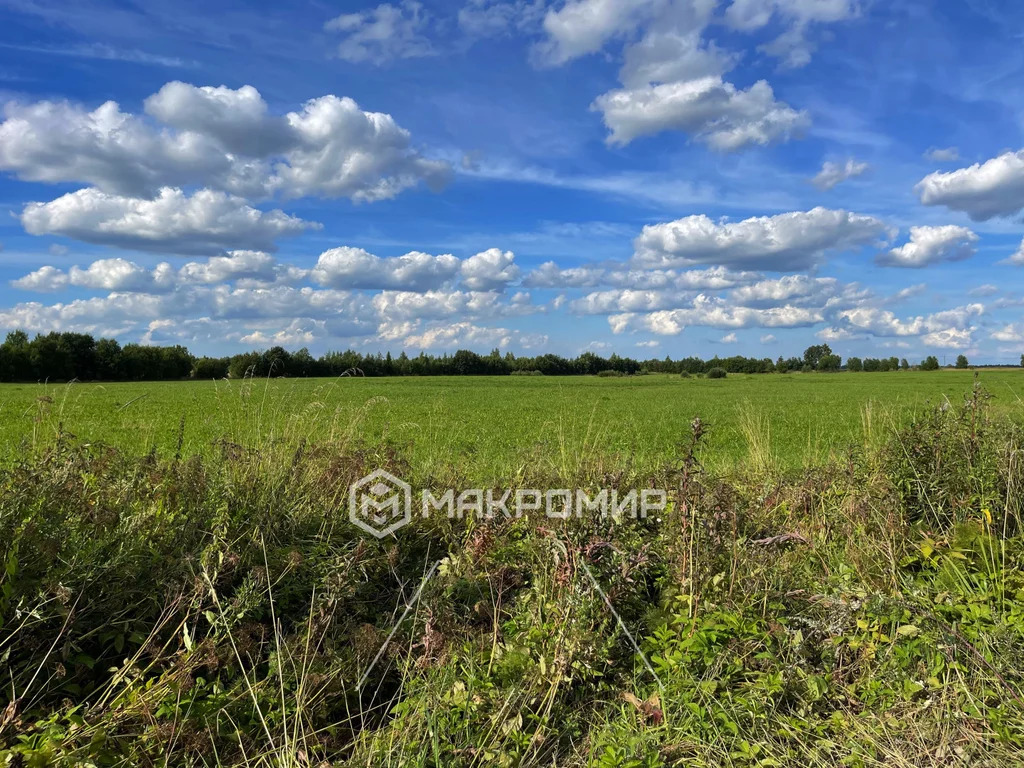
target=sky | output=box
[0,0,1023,362]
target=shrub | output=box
[679,371,691,378]
[597,369,624,377]
[510,369,543,376]
[707,367,727,379]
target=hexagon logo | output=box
[349,469,412,538]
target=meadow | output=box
[4,370,1024,767]
[2,369,1022,478]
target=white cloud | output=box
[11,265,69,293]
[595,76,806,149]
[325,2,435,65]
[636,339,660,348]
[633,207,889,271]
[0,83,450,203]
[609,294,824,335]
[811,158,868,190]
[728,275,842,306]
[719,331,738,343]
[915,150,1024,221]
[178,251,294,285]
[836,303,983,337]
[992,324,1024,343]
[922,327,972,349]
[760,333,776,343]
[533,0,661,66]
[311,247,460,291]
[67,258,168,292]
[402,321,547,350]
[925,146,960,163]
[13,252,304,294]
[459,248,521,290]
[274,94,450,201]
[144,82,294,156]
[21,187,316,255]
[968,284,999,297]
[525,262,758,290]
[999,237,1024,266]
[533,0,811,149]
[876,225,978,268]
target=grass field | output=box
[5,371,1024,766]
[2,370,1022,478]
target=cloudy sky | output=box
[0,0,1022,361]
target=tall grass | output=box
[2,384,1024,765]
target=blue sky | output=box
[0,0,1023,362]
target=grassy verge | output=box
[2,382,1024,766]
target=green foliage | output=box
[3,385,1024,765]
[922,355,941,370]
[706,367,727,379]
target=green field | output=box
[3,369,1022,476]
[7,370,1024,766]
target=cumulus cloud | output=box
[633,207,889,271]
[835,303,983,338]
[915,150,1024,220]
[595,76,807,149]
[609,294,824,335]
[992,324,1024,343]
[311,247,460,291]
[719,331,738,343]
[0,83,450,203]
[922,327,972,349]
[524,262,757,291]
[21,187,316,255]
[326,2,434,65]
[13,252,308,295]
[402,321,547,350]
[811,158,868,190]
[529,0,814,149]
[760,333,776,343]
[876,225,978,268]
[459,248,521,291]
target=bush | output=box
[510,369,543,376]
[707,367,727,379]
[597,369,625,377]
[679,371,691,378]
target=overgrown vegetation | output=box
[3,379,1024,766]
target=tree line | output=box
[0,330,996,383]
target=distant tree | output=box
[921,355,940,371]
[803,344,833,370]
[193,357,229,379]
[955,354,969,369]
[900,358,910,370]
[818,354,842,372]
[95,338,122,380]
[846,356,863,372]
